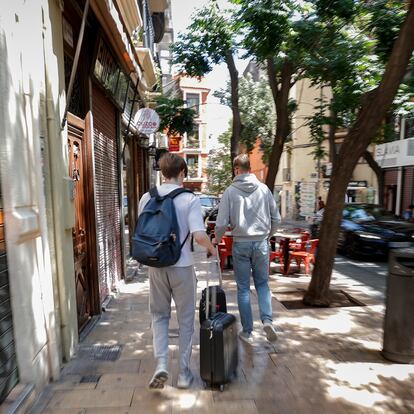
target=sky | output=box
[170,0,248,145]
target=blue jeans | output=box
[232,240,273,334]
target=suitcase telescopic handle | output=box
[206,246,222,319]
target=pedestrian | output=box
[214,154,281,345]
[318,196,325,211]
[403,204,414,221]
[138,153,215,390]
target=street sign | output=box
[134,108,160,135]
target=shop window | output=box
[405,116,414,139]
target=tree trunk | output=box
[304,3,414,306]
[328,102,338,168]
[265,58,292,190]
[225,51,241,164]
[362,150,385,206]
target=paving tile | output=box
[46,388,134,409]
[97,373,148,389]
[33,248,414,414]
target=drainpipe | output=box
[395,116,405,216]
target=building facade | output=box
[168,76,211,193]
[375,114,414,215]
[244,64,379,220]
[0,0,163,409]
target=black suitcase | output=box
[199,250,238,391]
[199,286,227,324]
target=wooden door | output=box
[68,114,92,331]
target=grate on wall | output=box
[78,345,123,361]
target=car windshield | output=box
[345,205,396,222]
[200,197,219,207]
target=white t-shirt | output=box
[138,184,205,267]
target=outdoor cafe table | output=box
[272,231,302,275]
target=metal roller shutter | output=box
[92,85,123,303]
[0,185,18,403]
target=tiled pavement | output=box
[30,246,414,414]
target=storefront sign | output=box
[348,180,367,188]
[93,38,129,110]
[134,108,160,135]
[375,137,414,168]
[168,136,180,152]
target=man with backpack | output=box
[136,153,215,390]
[214,154,281,345]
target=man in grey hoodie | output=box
[214,154,281,344]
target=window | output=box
[186,155,199,178]
[186,125,199,148]
[405,116,414,139]
[186,93,200,116]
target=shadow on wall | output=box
[0,25,59,389]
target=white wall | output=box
[0,0,77,393]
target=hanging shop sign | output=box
[168,136,180,152]
[134,108,160,135]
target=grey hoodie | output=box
[215,173,281,242]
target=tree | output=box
[306,0,413,208]
[172,1,242,162]
[214,74,274,159]
[304,2,414,306]
[206,129,233,195]
[155,96,196,137]
[232,0,318,190]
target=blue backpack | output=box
[132,187,193,267]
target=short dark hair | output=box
[233,154,250,172]
[159,153,188,179]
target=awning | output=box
[115,0,143,36]
[91,0,142,76]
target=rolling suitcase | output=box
[199,285,227,324]
[200,249,238,391]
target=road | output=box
[333,254,388,301]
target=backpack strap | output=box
[149,187,159,199]
[166,187,194,199]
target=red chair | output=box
[218,235,233,270]
[269,249,284,273]
[287,239,319,275]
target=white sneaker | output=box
[238,330,255,345]
[177,369,193,389]
[263,322,278,342]
[149,368,169,389]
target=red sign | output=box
[168,136,180,152]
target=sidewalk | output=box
[30,247,414,414]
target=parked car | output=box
[198,194,220,219]
[205,205,219,235]
[311,204,414,259]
